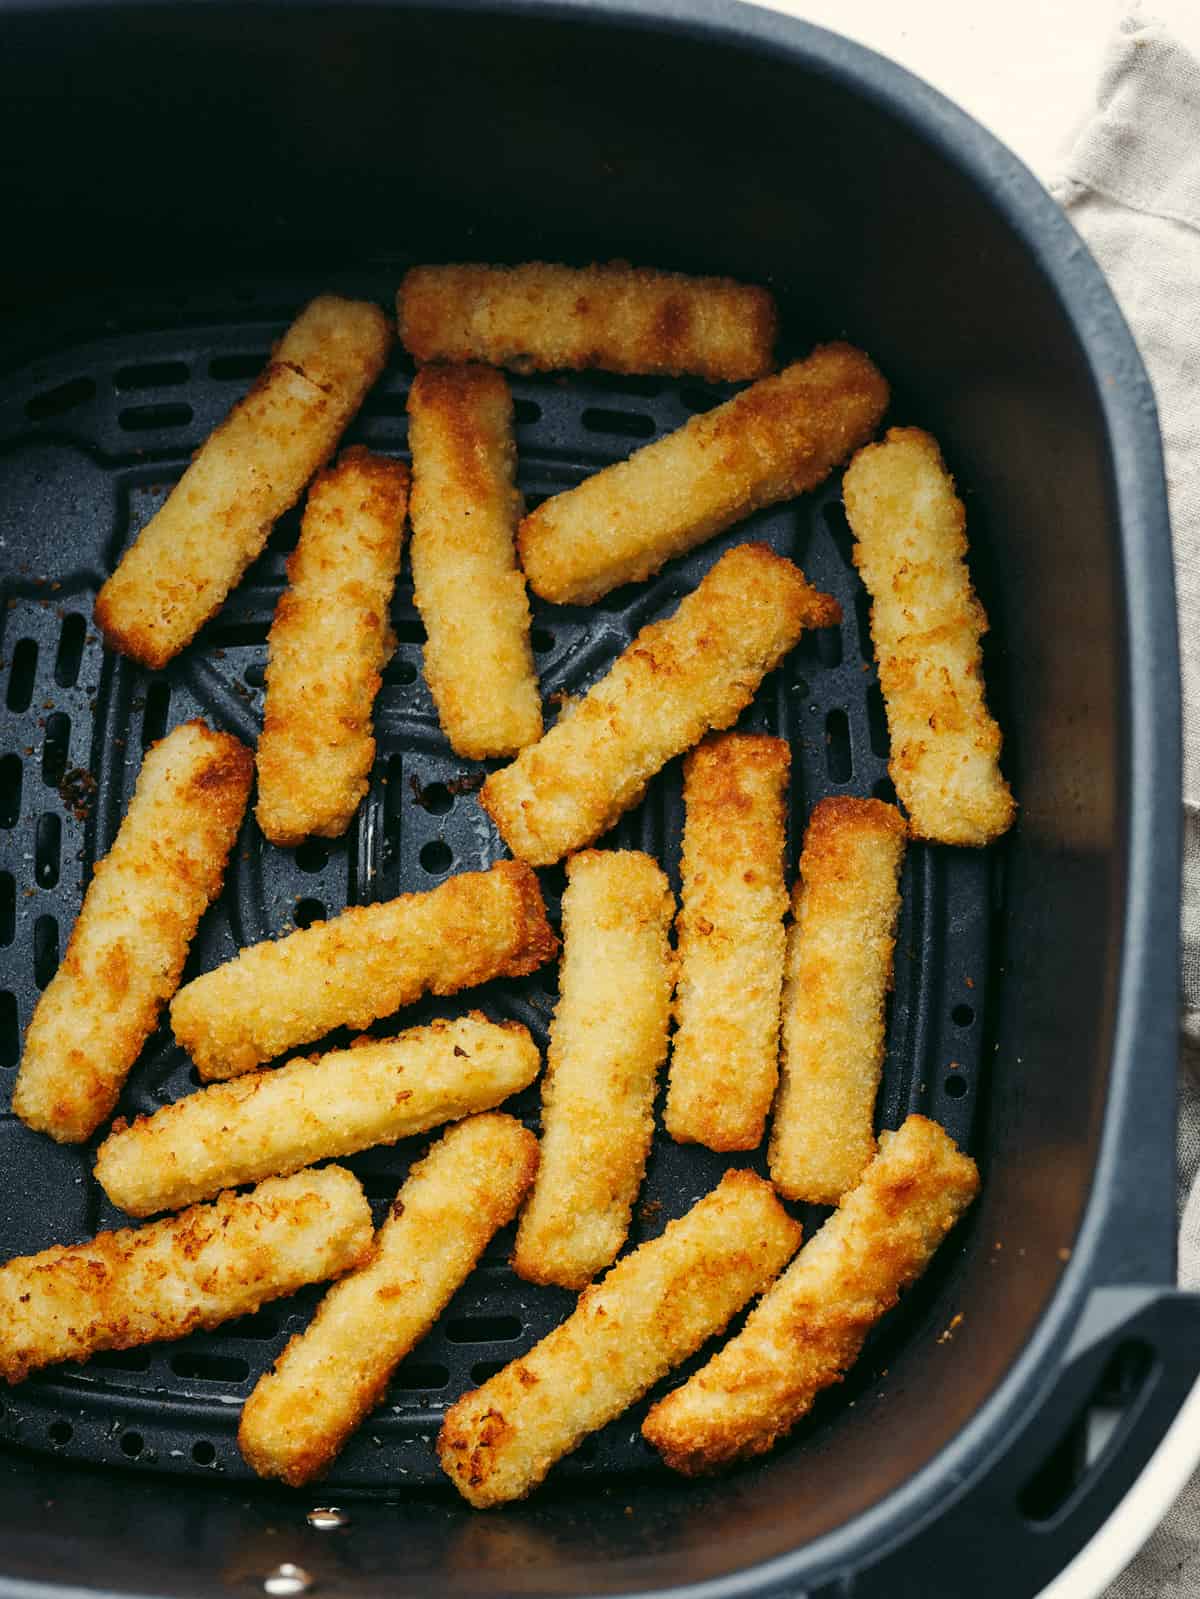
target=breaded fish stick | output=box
[12,721,252,1144]
[644,1116,980,1473]
[240,1113,538,1486]
[95,296,392,669]
[397,261,777,381]
[842,427,1015,844]
[518,343,888,605]
[171,860,557,1079]
[96,1013,539,1215]
[256,447,410,845]
[438,1169,801,1506]
[665,734,789,1152]
[0,1167,372,1385]
[481,544,839,866]
[513,851,673,1289]
[768,797,907,1205]
[407,365,541,758]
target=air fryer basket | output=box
[0,3,1195,1597]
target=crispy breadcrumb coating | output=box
[0,1167,373,1385]
[643,1116,979,1473]
[517,343,888,605]
[665,734,789,1151]
[438,1169,801,1506]
[256,447,410,845]
[481,544,839,866]
[12,721,252,1144]
[239,1114,538,1486]
[768,797,907,1204]
[512,851,673,1289]
[842,427,1015,844]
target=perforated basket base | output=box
[0,272,994,1493]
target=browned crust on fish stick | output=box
[643,1116,979,1473]
[12,721,252,1143]
[842,427,1015,844]
[407,365,542,758]
[438,1169,801,1507]
[256,447,410,845]
[239,1114,538,1486]
[170,861,558,1080]
[480,544,840,866]
[95,1013,540,1215]
[95,297,391,670]
[0,1167,373,1385]
[517,343,888,605]
[665,734,790,1151]
[512,851,674,1289]
[397,261,777,381]
[768,797,907,1204]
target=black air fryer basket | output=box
[0,3,1195,1596]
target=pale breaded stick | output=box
[0,1167,372,1385]
[644,1116,979,1473]
[512,851,673,1289]
[481,544,839,866]
[398,261,776,381]
[12,721,252,1144]
[768,797,907,1205]
[96,1013,539,1215]
[407,365,542,758]
[438,1169,801,1506]
[256,447,410,845]
[842,427,1015,844]
[240,1113,538,1486]
[95,296,391,669]
[518,343,888,605]
[170,860,557,1080]
[665,734,789,1152]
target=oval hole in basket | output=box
[294,899,325,930]
[42,714,70,787]
[169,1350,250,1384]
[445,1315,523,1344]
[114,360,189,393]
[824,709,852,784]
[141,679,171,747]
[25,376,96,422]
[0,993,18,1067]
[0,874,13,946]
[295,839,328,873]
[7,639,38,714]
[119,1432,144,1459]
[33,914,59,989]
[391,1361,450,1391]
[0,755,22,828]
[54,613,87,688]
[209,353,268,381]
[419,840,452,875]
[580,406,655,440]
[118,401,194,433]
[35,813,60,889]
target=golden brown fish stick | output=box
[240,1113,538,1486]
[665,734,790,1152]
[438,1169,801,1507]
[768,797,907,1205]
[513,851,673,1289]
[170,860,557,1080]
[397,261,777,381]
[481,544,839,866]
[12,721,252,1144]
[95,1013,539,1215]
[256,447,410,845]
[95,296,391,670]
[517,343,888,605]
[842,427,1015,844]
[0,1167,373,1385]
[407,365,542,758]
[644,1116,979,1473]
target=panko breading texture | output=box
[481,544,840,866]
[95,1013,540,1216]
[256,447,410,845]
[397,260,777,382]
[643,1116,980,1473]
[842,427,1015,844]
[769,797,907,1205]
[0,1167,373,1385]
[518,342,889,605]
[12,721,252,1144]
[95,296,392,669]
[240,1114,539,1486]
[438,1169,801,1507]
[513,851,674,1289]
[407,364,542,759]
[170,860,558,1079]
[666,734,790,1152]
